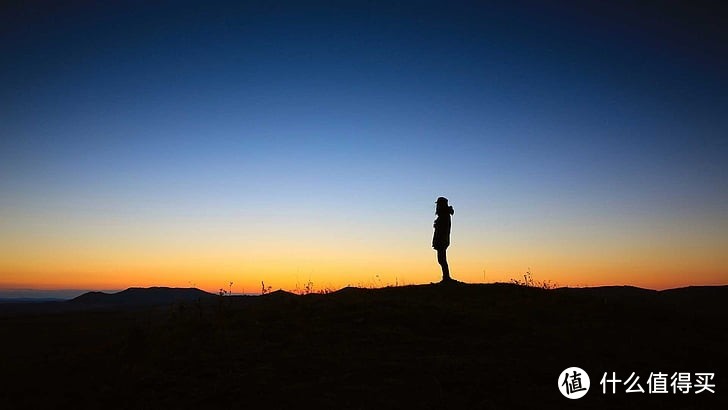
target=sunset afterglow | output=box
[2,2,726,296]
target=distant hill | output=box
[3,283,726,316]
[57,283,728,310]
[70,287,214,307]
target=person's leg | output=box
[437,248,450,281]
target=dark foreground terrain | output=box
[1,283,726,409]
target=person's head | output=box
[435,197,454,215]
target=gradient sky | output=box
[1,0,727,295]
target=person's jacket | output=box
[432,208,453,249]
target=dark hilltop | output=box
[1,283,726,409]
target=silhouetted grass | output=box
[510,268,558,289]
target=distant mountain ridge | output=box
[70,287,214,306]
[1,283,725,316]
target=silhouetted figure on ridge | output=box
[433,196,455,282]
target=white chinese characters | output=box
[600,372,715,394]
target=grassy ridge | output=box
[1,283,726,409]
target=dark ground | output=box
[1,283,726,409]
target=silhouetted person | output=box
[432,196,454,282]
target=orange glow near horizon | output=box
[2,216,726,293]
[2,166,726,295]
[1,262,725,294]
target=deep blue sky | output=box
[1,1,727,292]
